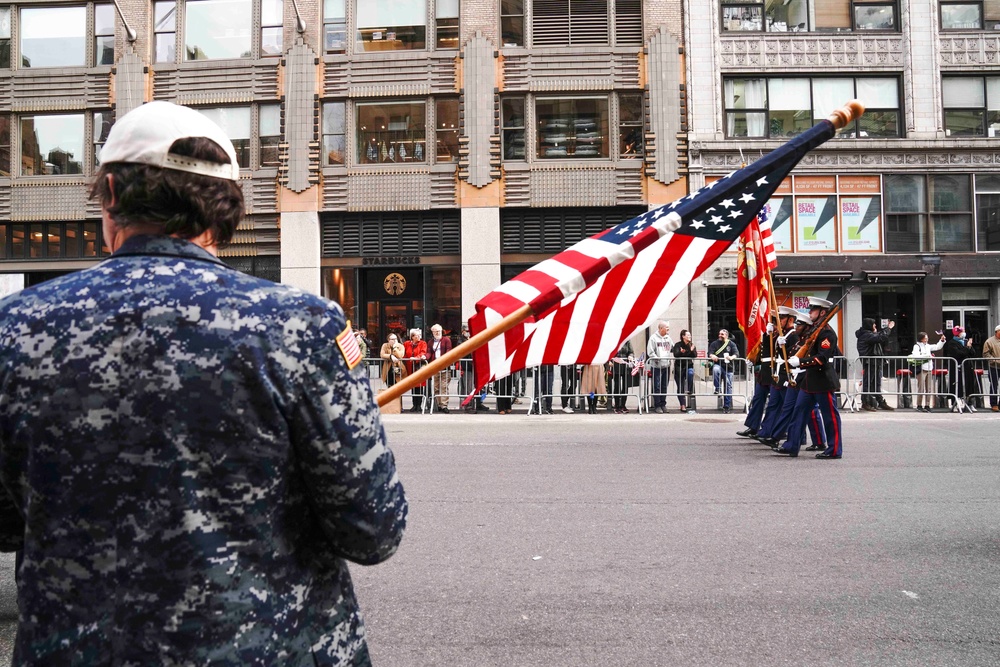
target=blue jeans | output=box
[713,364,733,409]
[650,366,670,408]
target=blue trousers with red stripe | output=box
[757,384,786,439]
[784,389,842,456]
[777,386,825,450]
[744,381,769,431]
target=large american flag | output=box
[468,119,839,393]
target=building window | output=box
[619,93,643,157]
[723,76,901,139]
[94,4,114,65]
[0,221,104,260]
[435,98,459,161]
[502,97,526,160]
[940,2,985,30]
[885,174,973,253]
[943,76,1000,136]
[323,101,345,165]
[721,1,898,33]
[154,1,177,62]
[436,0,458,49]
[501,0,524,46]
[357,101,427,163]
[93,111,113,165]
[533,0,643,47]
[21,6,87,67]
[357,0,427,52]
[976,174,1000,251]
[259,104,281,166]
[536,97,609,159]
[324,0,346,52]
[153,0,278,62]
[0,114,9,176]
[194,105,279,169]
[20,114,85,175]
[260,0,282,55]
[0,7,9,68]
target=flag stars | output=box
[652,208,665,219]
[728,210,742,219]
[710,215,723,225]
[720,199,735,209]
[690,220,705,230]
[629,229,644,238]
[719,224,732,233]
[756,177,769,187]
[739,193,755,204]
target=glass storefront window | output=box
[425,266,461,341]
[20,114,85,176]
[322,267,357,322]
[356,101,426,164]
[185,0,252,60]
[20,6,86,68]
[65,224,80,257]
[356,0,427,52]
[536,97,609,159]
[83,222,100,257]
[29,224,43,258]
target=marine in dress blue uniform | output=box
[776,297,843,459]
[0,101,407,665]
[754,306,798,444]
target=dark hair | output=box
[862,317,876,330]
[89,137,244,247]
[679,329,690,339]
[917,331,928,342]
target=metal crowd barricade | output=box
[849,355,961,413]
[961,357,1000,411]
[681,357,751,413]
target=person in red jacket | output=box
[404,328,429,412]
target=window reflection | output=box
[323,101,346,165]
[357,101,426,163]
[94,4,115,65]
[20,6,86,68]
[29,224,43,258]
[0,115,10,176]
[259,104,281,167]
[83,223,99,257]
[11,225,25,259]
[435,99,459,162]
[195,107,251,168]
[0,7,10,69]
[261,0,282,55]
[536,97,610,159]
[65,224,80,257]
[46,225,61,257]
[356,0,427,52]
[185,0,252,60]
[154,1,177,63]
[20,115,85,176]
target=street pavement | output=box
[1,409,998,665]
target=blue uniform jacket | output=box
[798,325,840,394]
[0,236,407,666]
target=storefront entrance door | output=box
[378,302,413,345]
[942,308,990,348]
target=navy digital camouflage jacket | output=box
[0,235,407,666]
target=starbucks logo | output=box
[384,272,406,296]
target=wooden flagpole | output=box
[375,101,865,410]
[376,304,533,407]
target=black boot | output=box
[587,397,596,414]
[877,399,894,411]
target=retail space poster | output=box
[795,195,838,252]
[762,196,793,252]
[780,289,843,348]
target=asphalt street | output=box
[1,409,998,665]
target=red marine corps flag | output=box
[373,102,866,409]
[736,209,773,361]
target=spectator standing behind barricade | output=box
[457,324,488,413]
[404,328,428,412]
[535,365,556,414]
[560,365,580,413]
[709,329,740,414]
[943,326,976,413]
[380,333,407,388]
[0,101,406,664]
[610,339,635,414]
[909,331,946,412]
[673,330,698,414]
[984,325,1000,412]
[495,373,515,415]
[428,324,453,413]
[580,363,607,415]
[855,317,895,412]
[646,321,674,414]
[355,328,369,368]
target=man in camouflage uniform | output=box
[0,101,407,665]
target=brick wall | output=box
[462,0,500,47]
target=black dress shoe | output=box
[737,428,757,438]
[774,447,798,457]
[760,437,779,448]
[815,452,842,459]
[804,444,823,451]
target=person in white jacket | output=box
[910,331,946,412]
[646,321,674,413]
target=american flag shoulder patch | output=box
[336,326,363,370]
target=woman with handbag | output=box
[380,333,407,388]
[910,331,946,412]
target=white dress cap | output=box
[99,101,240,181]
[807,296,833,309]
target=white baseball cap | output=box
[99,101,240,181]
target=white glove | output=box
[766,322,775,334]
[787,356,800,368]
[776,335,787,346]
